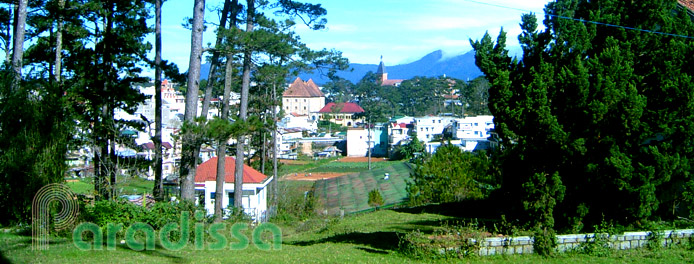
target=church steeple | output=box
[376,55,387,82]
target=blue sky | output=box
[158,0,550,72]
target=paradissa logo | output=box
[72,211,282,251]
[32,183,281,251]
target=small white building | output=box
[450,116,494,140]
[279,113,317,131]
[194,157,273,221]
[414,116,457,143]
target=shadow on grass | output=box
[286,231,401,252]
[394,199,502,219]
[0,249,12,264]
[115,243,187,263]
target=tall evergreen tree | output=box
[472,0,694,232]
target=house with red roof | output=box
[282,77,325,117]
[194,157,273,221]
[318,102,365,127]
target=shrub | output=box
[368,189,384,208]
[578,221,615,257]
[398,223,485,259]
[532,227,556,257]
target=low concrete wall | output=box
[470,229,694,256]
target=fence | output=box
[469,229,694,256]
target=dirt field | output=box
[337,157,389,163]
[283,172,351,181]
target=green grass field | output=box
[65,176,154,196]
[313,162,412,214]
[3,209,693,263]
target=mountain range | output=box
[199,49,484,85]
[300,49,483,85]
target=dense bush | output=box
[77,199,204,241]
[398,222,486,259]
[271,182,318,223]
[406,145,495,206]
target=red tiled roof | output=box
[141,142,173,150]
[194,157,268,184]
[318,102,365,113]
[381,79,404,86]
[283,77,325,97]
[679,0,694,11]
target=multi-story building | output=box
[346,125,388,157]
[414,116,457,143]
[282,77,325,117]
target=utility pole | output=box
[367,114,372,170]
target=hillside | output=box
[199,49,484,85]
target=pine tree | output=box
[472,0,694,232]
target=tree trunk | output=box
[214,53,234,221]
[11,0,28,89]
[234,0,254,209]
[54,0,65,82]
[153,0,164,201]
[180,0,206,202]
[272,81,278,205]
[200,0,235,117]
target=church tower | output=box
[376,55,387,82]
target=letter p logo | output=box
[32,183,80,250]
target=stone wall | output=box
[470,229,694,256]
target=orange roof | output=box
[194,157,268,184]
[381,79,404,86]
[680,0,694,11]
[283,77,325,97]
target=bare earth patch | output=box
[337,157,389,163]
[283,172,351,181]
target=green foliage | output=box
[398,221,487,259]
[272,181,318,223]
[0,70,72,225]
[392,138,425,161]
[79,199,203,241]
[471,0,694,229]
[318,120,347,132]
[407,145,494,206]
[367,189,384,208]
[578,220,616,257]
[532,227,557,257]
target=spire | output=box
[376,55,386,75]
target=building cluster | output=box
[67,58,495,220]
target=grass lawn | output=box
[313,162,412,214]
[65,176,154,196]
[2,209,693,263]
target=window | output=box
[438,120,441,123]
[474,123,478,126]
[304,99,306,102]
[295,99,298,102]
[303,106,306,110]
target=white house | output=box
[194,157,273,221]
[447,115,495,152]
[414,116,457,143]
[346,125,388,157]
[279,112,318,131]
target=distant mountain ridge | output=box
[199,49,484,85]
[300,49,483,85]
